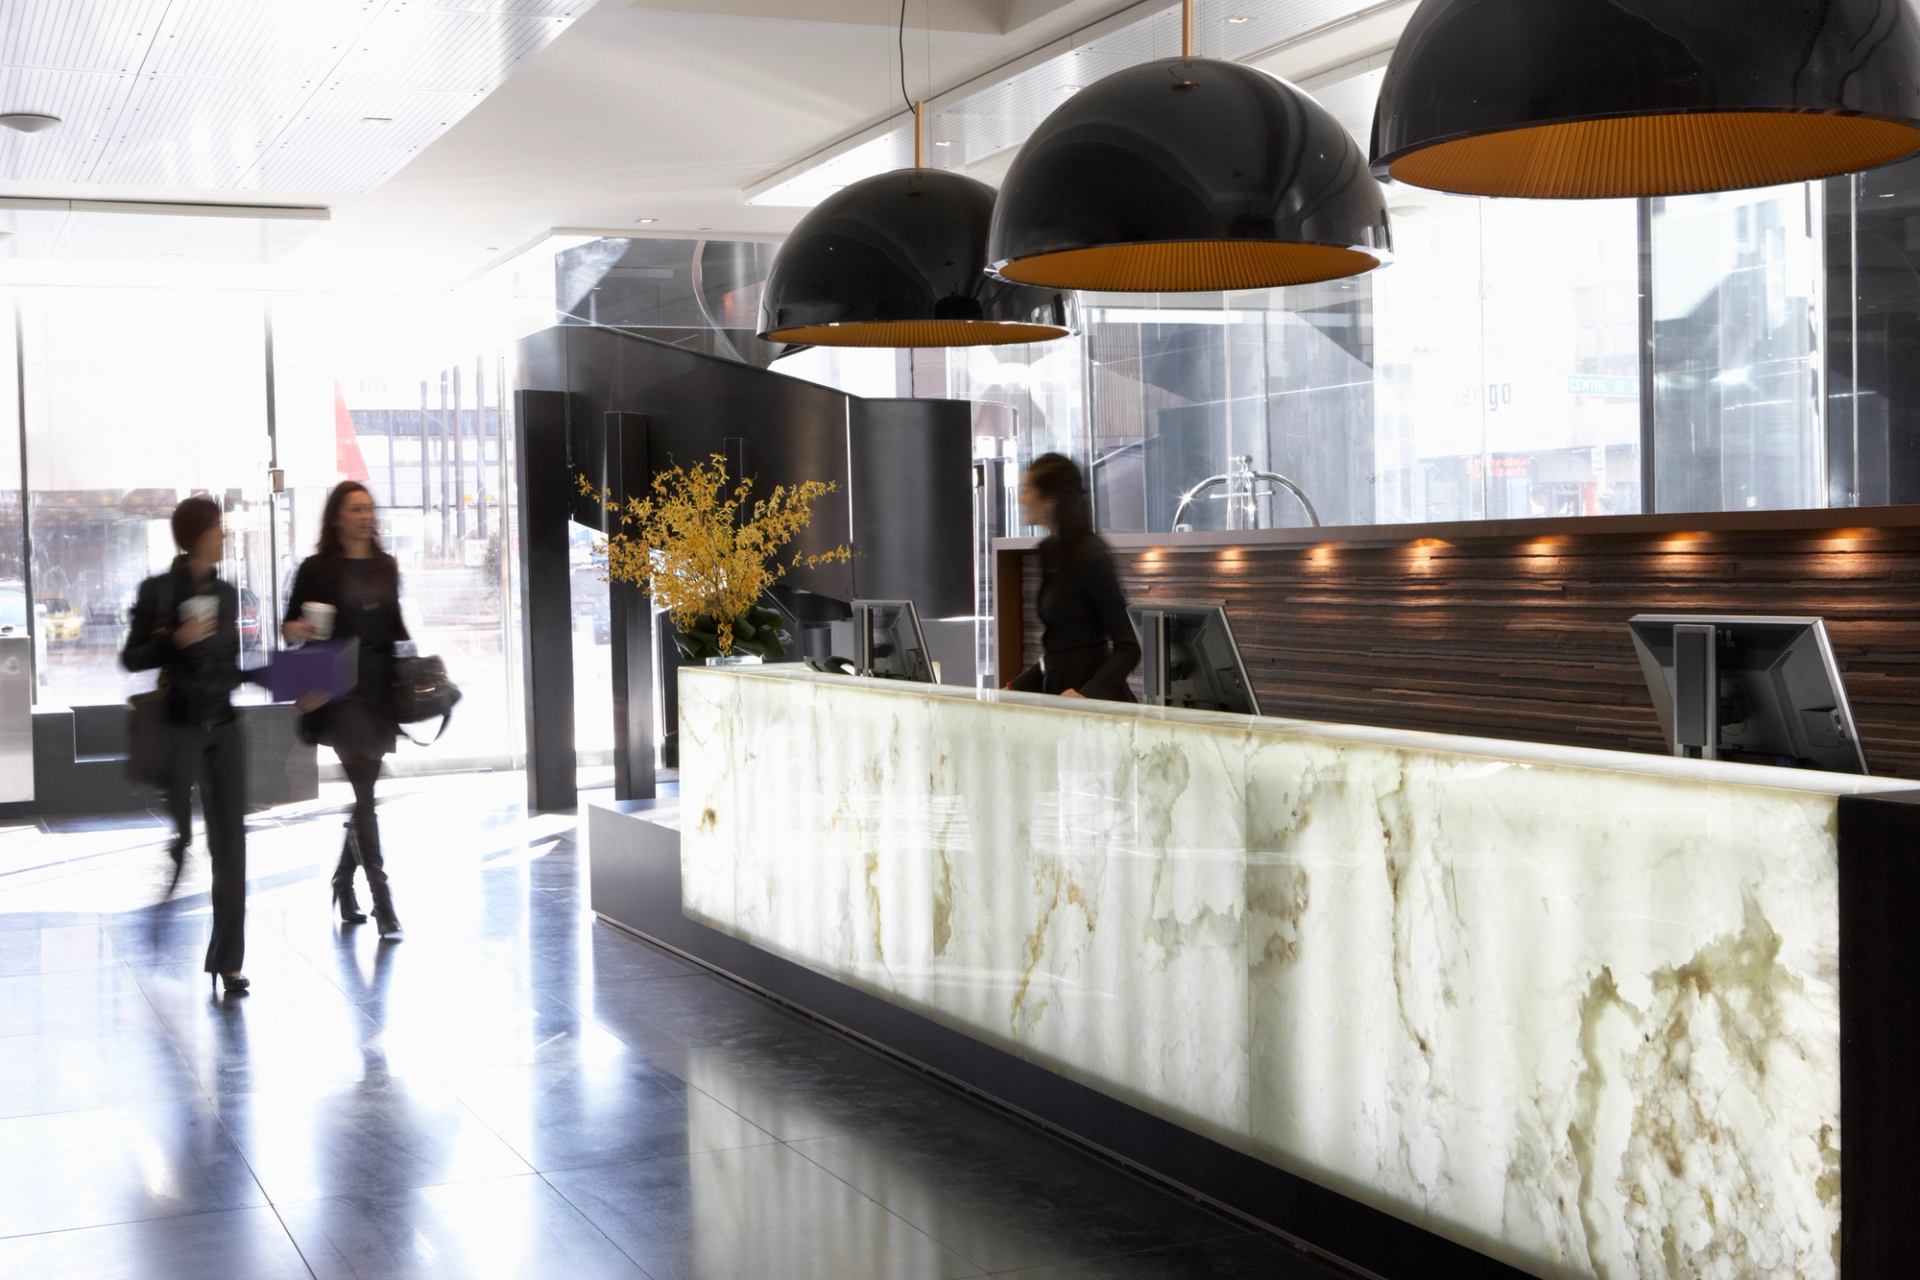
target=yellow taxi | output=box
[35,596,83,644]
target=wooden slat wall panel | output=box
[1007,525,1920,779]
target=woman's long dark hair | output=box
[1024,453,1092,546]
[316,481,385,560]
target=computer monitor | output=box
[1129,603,1260,716]
[1628,614,1868,774]
[853,599,934,683]
[767,585,852,663]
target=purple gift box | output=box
[262,638,359,702]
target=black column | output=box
[1839,787,1920,1272]
[605,411,654,802]
[513,389,577,812]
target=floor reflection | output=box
[0,774,1349,1278]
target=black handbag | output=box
[126,685,170,787]
[125,574,175,788]
[393,654,460,744]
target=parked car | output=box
[35,595,83,644]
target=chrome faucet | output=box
[1171,455,1321,531]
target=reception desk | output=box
[595,665,1920,1279]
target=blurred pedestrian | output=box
[285,481,408,940]
[122,496,249,994]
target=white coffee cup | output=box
[180,596,217,628]
[303,602,336,640]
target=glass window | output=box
[17,287,271,707]
[270,292,520,769]
[970,56,1648,534]
[1650,184,1826,512]
[0,301,25,684]
[1825,158,1920,506]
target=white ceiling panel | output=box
[334,8,563,93]
[136,0,386,85]
[93,75,307,187]
[0,0,592,197]
[0,0,170,75]
[248,144,413,193]
[426,1,585,15]
[0,203,71,257]
[246,86,473,191]
[0,66,134,183]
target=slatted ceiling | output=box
[0,0,169,74]
[334,9,558,93]
[1004,517,1920,780]
[0,66,132,183]
[93,76,303,187]
[426,0,582,16]
[246,83,473,192]
[247,142,404,193]
[136,0,379,86]
[0,0,583,198]
[276,85,465,150]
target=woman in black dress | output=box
[1006,453,1140,701]
[284,481,408,939]
[123,497,250,993]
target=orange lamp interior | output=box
[994,241,1381,293]
[1386,110,1920,199]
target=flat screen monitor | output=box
[1628,614,1868,774]
[853,599,934,683]
[1129,603,1260,716]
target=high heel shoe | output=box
[331,881,367,924]
[369,886,403,941]
[211,971,250,994]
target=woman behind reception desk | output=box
[1007,453,1140,702]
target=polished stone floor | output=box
[0,775,1357,1279]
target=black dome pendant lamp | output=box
[986,0,1391,293]
[1372,0,1920,200]
[758,104,1074,348]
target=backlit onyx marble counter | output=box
[666,666,1920,1279]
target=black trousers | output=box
[165,718,246,974]
[332,753,389,902]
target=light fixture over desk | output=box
[1372,0,1920,199]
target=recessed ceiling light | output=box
[361,116,394,124]
[485,245,500,251]
[933,140,952,147]
[1226,15,1250,23]
[0,113,60,134]
[634,217,658,224]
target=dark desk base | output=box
[587,800,1527,1280]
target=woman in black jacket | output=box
[284,481,408,939]
[123,497,250,994]
[1007,453,1140,701]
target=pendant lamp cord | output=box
[1182,0,1193,60]
[898,0,914,113]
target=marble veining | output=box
[679,668,1904,1279]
